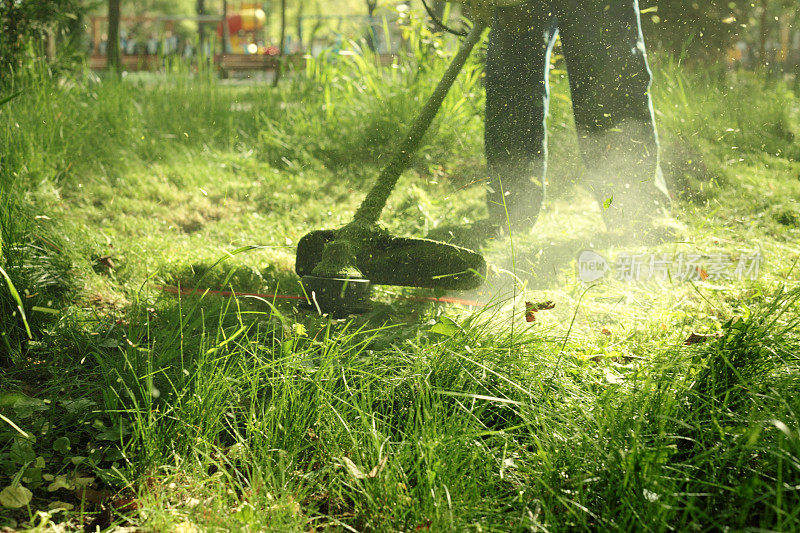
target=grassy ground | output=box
[2,32,800,531]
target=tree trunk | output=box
[222,0,231,53]
[196,0,206,53]
[398,0,411,51]
[308,4,323,49]
[46,25,56,61]
[107,0,121,74]
[2,0,21,72]
[279,0,287,56]
[758,0,770,68]
[272,0,287,86]
[296,0,305,51]
[365,0,377,51]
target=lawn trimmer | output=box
[296,17,490,315]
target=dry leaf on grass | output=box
[48,501,75,511]
[684,331,723,345]
[367,456,389,478]
[525,300,555,322]
[338,456,388,479]
[47,475,73,492]
[94,255,116,271]
[74,486,112,504]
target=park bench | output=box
[216,53,280,78]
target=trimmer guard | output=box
[296,230,486,291]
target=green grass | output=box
[1,31,800,531]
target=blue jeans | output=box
[484,0,669,229]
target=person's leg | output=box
[556,0,670,232]
[484,2,558,232]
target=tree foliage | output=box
[640,0,799,60]
[0,0,89,79]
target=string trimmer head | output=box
[297,227,486,314]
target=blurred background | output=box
[2,0,799,83]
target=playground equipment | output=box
[88,14,221,70]
[88,3,272,73]
[216,3,268,54]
